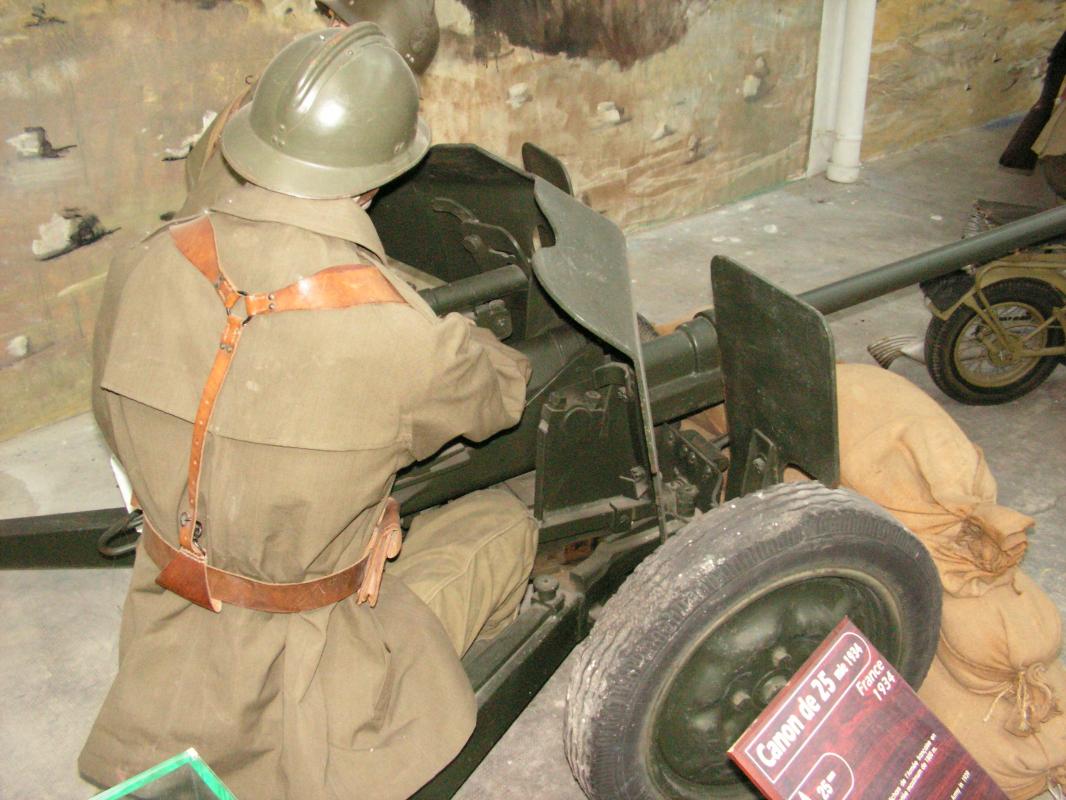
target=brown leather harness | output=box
[145,215,406,613]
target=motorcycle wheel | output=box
[924,278,1064,405]
[564,482,940,800]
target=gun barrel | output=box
[798,204,1066,315]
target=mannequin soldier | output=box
[181,0,438,213]
[314,0,439,73]
[81,24,536,799]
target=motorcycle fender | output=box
[974,265,1066,298]
[922,271,974,318]
[930,263,1066,319]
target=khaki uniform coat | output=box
[180,93,248,217]
[80,181,531,799]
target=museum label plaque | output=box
[728,617,1006,800]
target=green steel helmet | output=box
[221,23,431,199]
[315,0,439,75]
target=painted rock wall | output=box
[425,0,823,229]
[0,1,317,441]
[0,0,1059,440]
[0,0,824,440]
[864,0,1062,157]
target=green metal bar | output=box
[799,204,1066,315]
[0,508,133,569]
[419,264,528,315]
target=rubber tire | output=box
[565,482,940,800]
[1041,154,1066,201]
[924,278,1064,405]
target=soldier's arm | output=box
[406,313,530,460]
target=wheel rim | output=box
[646,571,901,799]
[953,300,1049,388]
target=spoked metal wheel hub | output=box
[953,301,1049,387]
[646,573,899,798]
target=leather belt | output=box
[152,215,407,613]
[142,498,402,614]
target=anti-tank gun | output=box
[6,143,1066,800]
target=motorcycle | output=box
[919,202,1066,404]
[867,33,1066,404]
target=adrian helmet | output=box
[315,0,439,75]
[221,23,430,199]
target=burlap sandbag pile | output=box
[921,657,1066,799]
[836,364,1032,596]
[837,363,1065,800]
[937,572,1063,738]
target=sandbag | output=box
[919,657,1066,799]
[680,403,728,440]
[653,312,707,337]
[939,571,1063,735]
[836,364,1032,596]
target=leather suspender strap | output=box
[243,264,410,315]
[154,215,407,613]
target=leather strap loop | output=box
[356,498,402,606]
[155,541,221,613]
[156,215,408,612]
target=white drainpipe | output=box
[825,0,878,183]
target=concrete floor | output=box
[1,121,1063,799]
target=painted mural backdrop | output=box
[0,0,1059,439]
[0,1,316,440]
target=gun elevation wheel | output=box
[564,482,940,800]
[925,278,1065,405]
